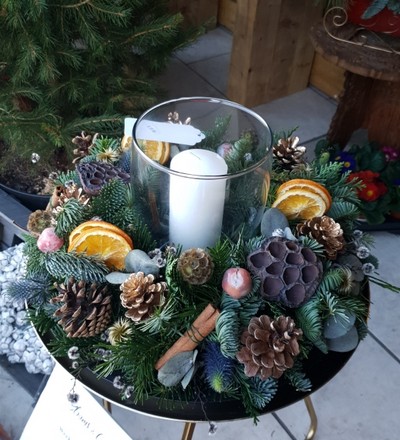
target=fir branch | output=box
[54,198,89,237]
[238,287,261,326]
[295,296,326,351]
[233,368,278,422]
[298,236,326,258]
[284,360,312,392]
[54,169,80,186]
[136,296,178,334]
[316,268,345,294]
[216,296,241,358]
[208,238,236,281]
[27,307,58,337]
[198,115,231,151]
[327,201,360,222]
[43,252,108,283]
[224,135,254,173]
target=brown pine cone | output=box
[120,272,167,322]
[177,248,214,285]
[296,215,344,260]
[51,277,112,337]
[50,182,90,209]
[236,315,302,380]
[72,132,98,163]
[273,136,306,171]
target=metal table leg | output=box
[304,395,318,440]
[181,422,196,440]
[103,399,112,414]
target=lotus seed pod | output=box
[247,237,323,308]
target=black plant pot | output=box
[0,183,50,211]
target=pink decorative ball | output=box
[37,227,64,253]
[222,267,252,299]
[217,142,233,159]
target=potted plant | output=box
[322,0,400,36]
[315,139,400,224]
[0,0,198,209]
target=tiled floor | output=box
[1,26,400,440]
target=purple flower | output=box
[334,152,356,172]
[381,146,399,162]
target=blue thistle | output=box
[203,341,235,393]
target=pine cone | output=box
[50,182,90,209]
[76,161,130,196]
[247,237,323,308]
[72,132,98,163]
[51,277,112,337]
[273,136,306,170]
[177,248,214,285]
[296,215,344,260]
[120,272,167,322]
[236,315,302,380]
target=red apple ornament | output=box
[37,227,64,253]
[222,267,252,299]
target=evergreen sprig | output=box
[284,360,312,392]
[0,0,199,161]
[43,252,108,283]
[54,198,89,237]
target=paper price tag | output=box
[21,364,131,440]
[136,120,205,146]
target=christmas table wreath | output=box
[8,122,399,422]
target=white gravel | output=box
[0,243,54,375]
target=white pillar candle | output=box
[169,149,228,250]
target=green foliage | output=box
[215,295,241,358]
[234,368,278,422]
[84,136,122,164]
[0,0,199,161]
[198,115,231,151]
[54,198,89,237]
[363,0,400,19]
[43,252,108,283]
[295,296,326,352]
[284,360,312,392]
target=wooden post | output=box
[169,0,218,28]
[227,0,323,107]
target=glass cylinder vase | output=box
[131,97,273,251]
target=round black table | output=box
[48,344,356,440]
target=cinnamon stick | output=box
[155,303,220,370]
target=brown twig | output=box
[155,303,220,370]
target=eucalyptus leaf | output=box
[181,365,195,390]
[125,249,160,277]
[106,272,131,284]
[324,312,356,339]
[157,350,197,387]
[326,326,359,352]
[261,208,289,238]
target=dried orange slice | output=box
[276,179,332,210]
[139,139,170,165]
[272,189,327,220]
[69,220,133,248]
[121,135,132,151]
[68,229,133,270]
